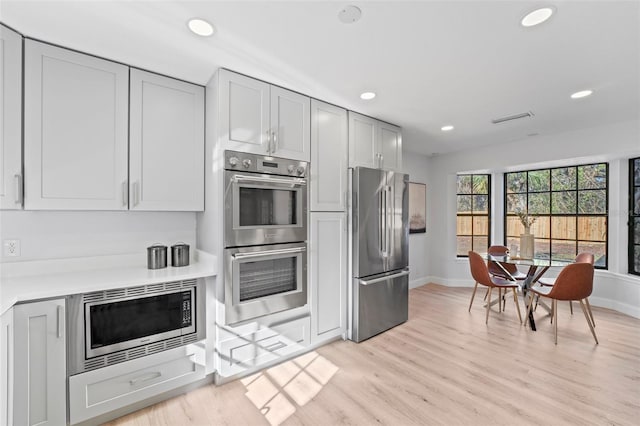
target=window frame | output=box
[503,163,609,269]
[629,157,640,276]
[456,173,491,258]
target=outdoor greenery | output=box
[456,174,490,256]
[505,163,608,267]
[630,158,640,276]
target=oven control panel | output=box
[225,150,307,178]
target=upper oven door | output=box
[225,170,307,247]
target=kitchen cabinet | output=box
[69,344,205,424]
[217,316,310,377]
[310,99,348,212]
[309,212,347,344]
[219,69,310,161]
[348,111,402,171]
[0,24,23,209]
[1,309,13,426]
[13,299,66,426]
[129,69,205,211]
[24,39,129,210]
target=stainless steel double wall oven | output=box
[224,150,308,324]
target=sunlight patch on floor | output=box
[242,351,339,426]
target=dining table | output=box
[484,254,573,330]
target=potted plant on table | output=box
[515,209,536,258]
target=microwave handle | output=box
[232,175,307,187]
[233,246,306,259]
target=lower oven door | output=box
[225,242,308,324]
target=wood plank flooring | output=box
[105,284,640,425]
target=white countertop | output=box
[0,250,217,315]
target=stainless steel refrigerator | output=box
[351,167,409,342]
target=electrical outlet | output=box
[3,240,20,257]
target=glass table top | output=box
[484,254,573,268]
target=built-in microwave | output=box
[67,279,205,375]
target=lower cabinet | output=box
[217,316,310,378]
[68,344,205,424]
[309,212,348,345]
[13,299,67,426]
[1,309,14,426]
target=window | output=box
[630,157,640,276]
[504,163,608,268]
[456,174,490,257]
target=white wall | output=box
[421,119,640,318]
[0,211,196,262]
[403,153,430,288]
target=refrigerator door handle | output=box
[386,185,393,257]
[360,269,410,286]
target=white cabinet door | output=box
[309,212,347,344]
[24,40,129,210]
[310,99,347,211]
[379,121,402,171]
[270,86,310,161]
[348,111,378,168]
[13,299,66,426]
[0,25,23,209]
[219,69,270,155]
[1,309,14,426]
[129,69,205,211]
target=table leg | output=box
[522,266,538,331]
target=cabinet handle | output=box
[272,129,278,153]
[380,154,384,168]
[57,305,63,339]
[265,130,272,155]
[14,174,23,205]
[122,181,128,207]
[264,341,286,352]
[129,371,162,386]
[132,181,139,206]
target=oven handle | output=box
[232,175,307,187]
[233,246,306,259]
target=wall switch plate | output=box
[3,240,20,257]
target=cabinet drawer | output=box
[69,344,205,424]
[218,316,310,377]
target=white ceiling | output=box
[2,1,639,156]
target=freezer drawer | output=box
[352,269,409,342]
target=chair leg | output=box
[512,287,522,324]
[483,287,489,301]
[580,299,599,344]
[569,300,573,315]
[468,282,479,312]
[486,287,493,325]
[553,299,558,345]
[525,293,534,328]
[585,298,595,327]
[498,288,502,313]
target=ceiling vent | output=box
[491,111,535,124]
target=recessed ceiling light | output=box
[360,92,376,100]
[188,18,215,37]
[441,125,454,132]
[521,7,555,27]
[338,5,362,24]
[570,89,593,99]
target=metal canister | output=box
[147,244,168,269]
[171,243,190,267]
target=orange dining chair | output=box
[525,262,597,344]
[487,245,527,310]
[468,251,522,325]
[538,252,595,326]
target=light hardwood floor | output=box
[105,284,640,425]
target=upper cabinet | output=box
[310,99,348,212]
[348,111,402,171]
[0,25,23,210]
[218,69,310,161]
[129,69,204,211]
[23,40,205,211]
[24,40,129,210]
